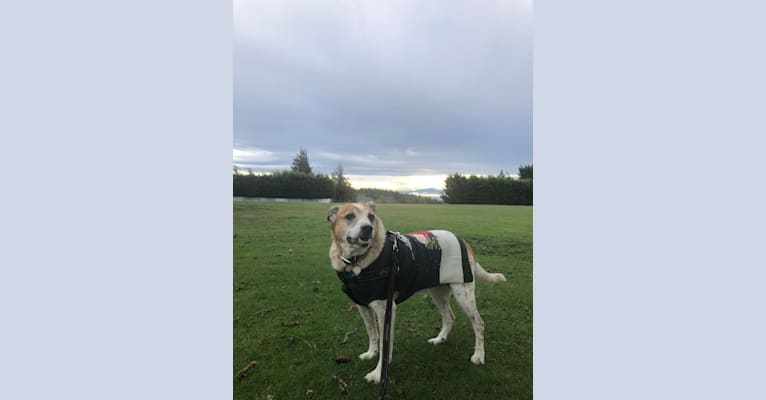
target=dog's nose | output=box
[360,225,373,238]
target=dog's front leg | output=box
[356,305,378,360]
[364,299,396,384]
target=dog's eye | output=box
[368,214,375,222]
[344,213,355,221]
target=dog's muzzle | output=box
[347,225,373,247]
[347,237,370,247]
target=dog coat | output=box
[337,230,474,306]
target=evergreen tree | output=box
[519,164,533,180]
[291,148,313,174]
[331,164,355,202]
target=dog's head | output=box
[327,201,384,260]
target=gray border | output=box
[535,1,766,398]
[0,1,232,398]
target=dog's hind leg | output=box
[357,305,379,360]
[450,282,485,365]
[427,285,455,345]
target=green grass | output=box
[234,201,532,400]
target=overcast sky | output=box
[234,0,532,190]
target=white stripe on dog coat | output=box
[429,230,468,284]
[408,230,473,284]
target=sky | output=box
[233,0,532,191]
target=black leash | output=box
[378,232,399,400]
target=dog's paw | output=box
[427,336,446,345]
[470,352,485,365]
[359,348,378,360]
[365,369,381,384]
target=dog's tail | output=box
[474,263,507,283]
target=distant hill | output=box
[356,188,440,204]
[399,188,444,202]
[402,188,443,195]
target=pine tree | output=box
[518,164,533,180]
[331,164,355,202]
[291,148,313,174]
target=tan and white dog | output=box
[327,201,507,384]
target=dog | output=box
[327,201,507,384]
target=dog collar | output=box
[340,255,363,276]
[340,255,358,265]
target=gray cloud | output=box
[234,0,532,178]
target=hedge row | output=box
[233,171,334,199]
[442,174,532,205]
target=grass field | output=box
[234,201,532,399]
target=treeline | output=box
[234,149,351,200]
[233,171,334,199]
[356,188,439,204]
[442,171,532,205]
[234,148,532,205]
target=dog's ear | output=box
[327,206,340,224]
[366,201,377,212]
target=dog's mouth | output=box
[347,236,371,247]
